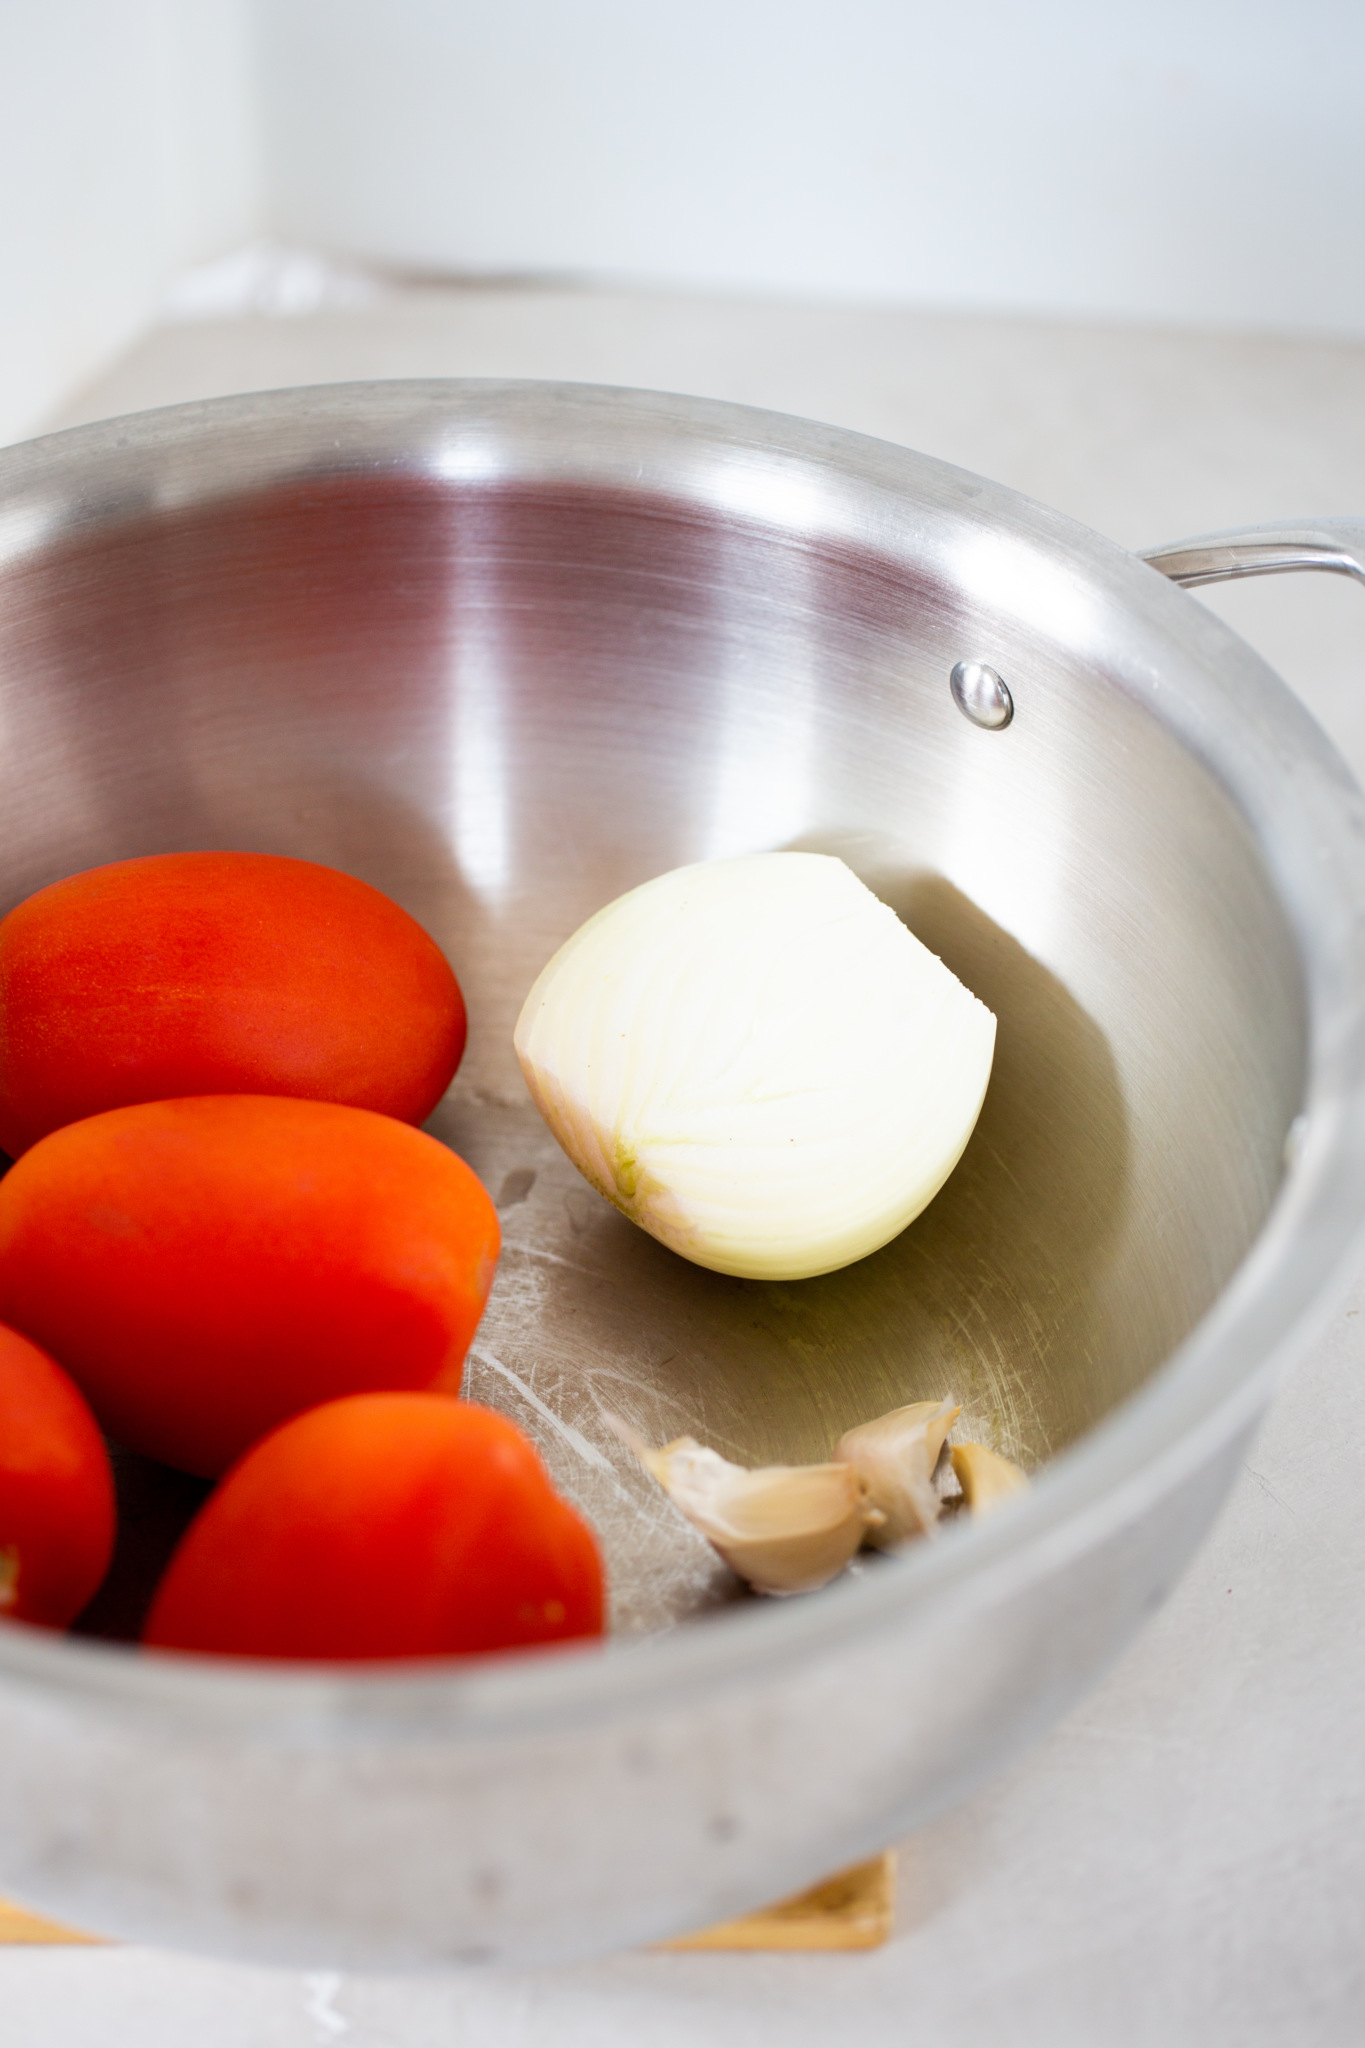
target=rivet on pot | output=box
[950,660,1013,730]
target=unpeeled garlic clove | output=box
[951,1441,1028,1514]
[633,1436,870,1595]
[835,1398,961,1546]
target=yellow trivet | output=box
[657,1851,895,1952]
[0,1896,103,1945]
[0,1849,895,1954]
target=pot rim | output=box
[2,378,1363,1739]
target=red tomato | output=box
[0,852,466,1157]
[0,1323,115,1629]
[0,1096,500,1478]
[142,1394,605,1661]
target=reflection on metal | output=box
[703,580,819,861]
[703,674,819,861]
[955,526,1101,651]
[1141,518,1365,588]
[449,628,510,902]
[699,450,833,537]
[428,430,507,486]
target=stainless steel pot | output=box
[0,382,1362,1967]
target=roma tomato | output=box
[0,1323,115,1629]
[0,1096,500,1477]
[143,1394,605,1661]
[0,852,466,1157]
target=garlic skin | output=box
[635,1438,869,1594]
[951,1442,1028,1514]
[836,1398,961,1546]
[513,853,996,1281]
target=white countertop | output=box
[6,285,1365,2045]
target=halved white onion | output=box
[513,852,996,1281]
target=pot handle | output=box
[1140,518,1365,589]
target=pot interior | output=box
[0,419,1306,1634]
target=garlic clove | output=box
[835,1398,961,1546]
[616,1396,1013,1597]
[634,1436,869,1595]
[950,1442,1028,1515]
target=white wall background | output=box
[2,0,1363,444]
[257,0,1365,334]
[0,0,261,445]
